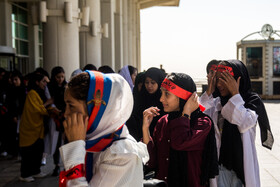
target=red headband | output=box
[210,64,217,71]
[217,64,234,76]
[161,78,205,112]
[161,78,192,100]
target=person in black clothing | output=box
[132,71,145,98]
[0,68,9,156]
[126,67,166,141]
[6,70,26,157]
[82,64,97,71]
[48,66,67,176]
[98,65,115,73]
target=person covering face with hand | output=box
[59,71,149,187]
[199,60,274,187]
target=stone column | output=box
[127,0,132,67]
[122,0,128,66]
[0,0,12,47]
[114,0,123,72]
[79,0,102,69]
[101,0,115,70]
[43,0,80,79]
[131,0,137,68]
[28,24,40,71]
[136,3,141,70]
[28,4,40,72]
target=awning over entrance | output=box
[0,46,15,55]
[138,0,180,9]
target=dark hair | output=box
[27,73,45,91]
[35,67,50,78]
[128,65,137,76]
[83,64,97,71]
[11,69,23,79]
[67,72,90,101]
[11,69,24,86]
[51,66,66,83]
[165,73,196,111]
[206,60,219,74]
[0,67,6,74]
[98,65,115,74]
[144,67,165,86]
[23,73,33,82]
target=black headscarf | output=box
[49,66,67,112]
[165,73,218,187]
[206,60,219,98]
[126,72,146,141]
[6,71,26,117]
[133,67,166,137]
[132,71,145,99]
[206,60,219,74]
[217,60,274,185]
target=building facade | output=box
[237,24,280,99]
[0,0,179,78]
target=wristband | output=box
[182,113,191,119]
[59,164,85,187]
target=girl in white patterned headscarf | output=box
[59,70,148,187]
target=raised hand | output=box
[206,71,217,96]
[142,107,160,144]
[63,113,88,142]
[219,70,240,96]
[44,98,54,107]
[143,107,160,129]
[183,92,199,116]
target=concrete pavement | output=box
[1,100,280,187]
[256,100,280,186]
[0,155,58,187]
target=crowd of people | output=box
[0,60,274,187]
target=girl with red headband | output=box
[200,60,274,187]
[142,73,218,187]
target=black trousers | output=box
[53,131,63,166]
[20,138,44,178]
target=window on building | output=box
[273,47,280,76]
[273,82,280,95]
[0,57,11,70]
[12,3,29,56]
[12,3,29,74]
[251,81,262,95]
[246,47,263,78]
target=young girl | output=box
[59,71,148,187]
[199,60,274,187]
[19,73,53,182]
[142,73,218,187]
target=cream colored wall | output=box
[0,0,179,77]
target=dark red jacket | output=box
[147,114,211,187]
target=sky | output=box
[140,0,280,79]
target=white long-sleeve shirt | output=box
[60,137,149,187]
[199,92,260,187]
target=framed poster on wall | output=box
[273,47,280,76]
